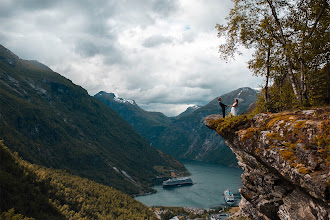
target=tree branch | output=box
[307,0,328,39]
[266,0,286,45]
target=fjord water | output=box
[136,160,242,209]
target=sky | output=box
[0,0,263,116]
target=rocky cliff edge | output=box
[204,107,329,220]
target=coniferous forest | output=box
[0,141,157,220]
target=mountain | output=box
[0,44,187,195]
[153,87,258,166]
[94,91,173,146]
[95,88,258,166]
[0,141,157,219]
[175,105,201,119]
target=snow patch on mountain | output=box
[191,105,201,110]
[113,94,136,105]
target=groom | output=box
[218,97,227,118]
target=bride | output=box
[230,99,239,116]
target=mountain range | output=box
[95,87,258,166]
[0,44,187,195]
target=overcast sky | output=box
[0,0,263,116]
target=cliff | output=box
[204,107,329,220]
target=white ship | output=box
[162,177,193,188]
[224,190,235,206]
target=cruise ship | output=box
[162,177,193,188]
[224,190,235,206]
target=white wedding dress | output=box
[231,106,239,116]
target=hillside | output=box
[204,108,330,219]
[0,44,187,195]
[153,87,258,165]
[0,141,157,219]
[96,88,258,166]
[94,91,173,145]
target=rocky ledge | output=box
[204,107,329,220]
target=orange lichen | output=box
[280,149,297,162]
[298,167,309,175]
[269,145,277,150]
[266,115,295,129]
[241,127,260,142]
[287,143,297,151]
[294,120,306,129]
[255,148,262,154]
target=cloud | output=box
[142,35,174,48]
[0,0,263,116]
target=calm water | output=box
[136,160,243,209]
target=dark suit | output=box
[219,101,227,118]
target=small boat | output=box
[162,177,193,188]
[224,190,235,206]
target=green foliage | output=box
[215,115,250,137]
[217,0,329,108]
[0,141,157,219]
[308,64,330,106]
[254,81,299,113]
[0,208,34,220]
[254,64,329,113]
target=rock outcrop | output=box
[204,108,329,220]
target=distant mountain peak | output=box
[176,105,202,119]
[113,94,136,105]
[190,105,201,110]
[95,91,136,105]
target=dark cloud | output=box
[152,0,179,17]
[0,0,263,116]
[75,40,102,57]
[142,35,174,48]
[18,0,58,10]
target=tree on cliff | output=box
[216,0,329,109]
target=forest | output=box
[0,141,157,220]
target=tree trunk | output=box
[266,0,301,102]
[299,57,308,105]
[284,50,301,102]
[265,46,271,111]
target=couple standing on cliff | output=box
[218,97,239,118]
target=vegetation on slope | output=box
[0,44,186,195]
[207,107,329,182]
[0,141,157,220]
[94,91,173,146]
[96,88,258,166]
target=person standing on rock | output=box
[229,98,239,116]
[218,97,228,118]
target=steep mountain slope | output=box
[0,44,186,195]
[94,91,173,145]
[96,88,258,166]
[0,141,157,219]
[153,87,258,166]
